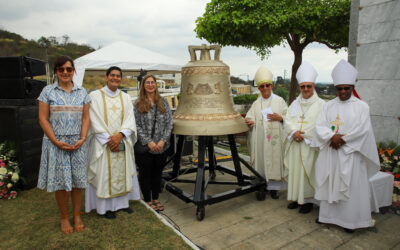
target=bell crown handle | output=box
[188,44,221,62]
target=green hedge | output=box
[233,94,258,104]
[233,86,289,105]
[274,86,289,102]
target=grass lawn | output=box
[0,188,191,249]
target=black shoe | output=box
[287,202,299,209]
[270,190,279,200]
[104,211,116,219]
[120,208,133,214]
[344,228,355,233]
[299,203,313,214]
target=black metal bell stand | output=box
[162,134,267,221]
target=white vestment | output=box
[85,86,140,214]
[246,94,287,189]
[311,96,380,229]
[283,93,325,204]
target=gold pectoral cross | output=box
[297,114,308,130]
[330,114,344,134]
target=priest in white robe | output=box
[312,60,380,232]
[283,62,325,213]
[245,66,287,199]
[85,66,140,219]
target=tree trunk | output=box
[288,49,303,104]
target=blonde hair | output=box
[136,75,165,114]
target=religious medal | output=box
[118,142,125,151]
[297,114,308,130]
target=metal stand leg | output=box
[162,134,267,221]
[194,136,206,220]
[207,136,216,180]
[228,134,245,186]
[172,135,185,177]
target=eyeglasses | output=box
[300,85,313,89]
[57,67,74,73]
[336,87,352,91]
[145,81,156,85]
[259,83,272,89]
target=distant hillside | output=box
[230,76,250,85]
[0,29,95,71]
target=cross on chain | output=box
[297,114,308,131]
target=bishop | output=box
[311,60,380,232]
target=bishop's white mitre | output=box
[331,59,358,86]
[296,61,318,84]
[254,66,273,86]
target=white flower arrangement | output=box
[0,142,20,200]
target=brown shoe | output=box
[147,201,159,212]
[153,200,164,211]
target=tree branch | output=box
[300,37,312,49]
[315,40,345,50]
[291,32,300,47]
[285,33,294,49]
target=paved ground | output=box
[158,156,400,250]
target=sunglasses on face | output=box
[259,83,272,89]
[57,67,74,73]
[300,84,313,89]
[336,87,352,91]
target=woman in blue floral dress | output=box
[37,55,90,234]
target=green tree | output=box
[37,36,51,48]
[195,0,350,103]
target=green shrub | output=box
[273,86,289,102]
[233,94,258,104]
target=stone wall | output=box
[349,0,400,143]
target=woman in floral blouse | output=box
[134,74,173,212]
[37,55,90,234]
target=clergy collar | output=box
[103,86,120,97]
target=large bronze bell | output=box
[173,44,249,135]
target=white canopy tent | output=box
[73,41,183,86]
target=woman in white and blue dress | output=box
[37,55,90,234]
